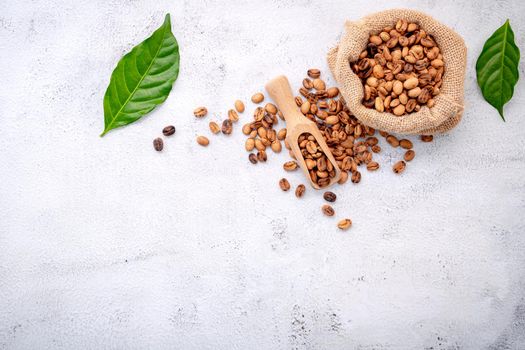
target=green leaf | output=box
[101,14,180,136]
[476,19,520,121]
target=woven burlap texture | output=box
[327,9,467,135]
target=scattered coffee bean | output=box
[265,103,277,115]
[279,178,290,191]
[295,184,306,198]
[323,191,337,202]
[194,107,207,118]
[209,122,220,134]
[386,135,399,147]
[153,138,163,152]
[228,109,239,122]
[234,100,245,113]
[257,150,267,162]
[404,150,415,162]
[251,92,264,104]
[222,119,233,134]
[162,125,176,136]
[393,160,406,174]
[283,161,298,171]
[248,153,258,164]
[307,68,321,79]
[322,204,335,217]
[196,136,209,146]
[399,139,413,149]
[421,135,434,142]
[366,161,380,171]
[337,218,352,230]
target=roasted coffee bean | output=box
[194,107,207,118]
[421,135,433,142]
[283,161,298,171]
[279,178,290,191]
[251,93,264,104]
[222,119,233,134]
[386,135,400,147]
[322,204,335,217]
[351,171,361,183]
[295,184,306,198]
[162,125,176,136]
[337,219,352,230]
[393,160,406,174]
[404,150,415,161]
[235,100,245,113]
[209,122,220,134]
[228,109,239,122]
[196,136,209,146]
[323,191,337,202]
[399,139,413,149]
[257,150,267,162]
[307,68,321,79]
[367,161,380,171]
[248,153,258,164]
[153,138,163,151]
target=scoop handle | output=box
[265,75,304,126]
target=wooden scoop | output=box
[265,75,341,189]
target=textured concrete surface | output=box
[1,0,525,349]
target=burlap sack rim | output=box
[327,8,467,135]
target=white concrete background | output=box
[1,0,524,349]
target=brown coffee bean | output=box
[337,218,352,230]
[307,68,321,79]
[399,139,413,149]
[323,191,337,202]
[312,78,326,90]
[162,125,176,136]
[194,107,207,118]
[404,150,415,161]
[279,178,290,191]
[196,136,209,146]
[338,171,349,184]
[251,93,264,104]
[371,145,381,153]
[245,138,255,151]
[393,160,406,174]
[351,171,361,183]
[386,135,400,147]
[257,150,267,162]
[302,78,313,89]
[234,100,245,113]
[265,103,277,115]
[322,204,335,217]
[209,122,220,134]
[295,184,306,198]
[153,138,163,152]
[367,161,380,171]
[222,119,233,134]
[228,109,239,122]
[283,161,298,171]
[271,140,282,153]
[421,135,433,142]
[277,128,287,140]
[248,153,258,164]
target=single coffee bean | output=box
[337,218,352,230]
[393,160,406,174]
[386,135,399,147]
[283,161,298,171]
[193,107,207,118]
[295,184,306,198]
[248,153,258,164]
[257,150,267,162]
[421,135,433,142]
[322,204,335,217]
[265,103,277,115]
[162,125,176,136]
[222,119,233,134]
[209,121,220,134]
[234,100,245,113]
[251,93,264,104]
[228,109,239,122]
[404,150,415,161]
[279,178,290,191]
[367,161,380,171]
[399,139,413,149]
[153,138,163,152]
[196,136,209,146]
[338,171,349,184]
[351,171,361,183]
[307,68,321,79]
[323,191,337,202]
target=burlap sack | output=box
[327,9,467,135]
